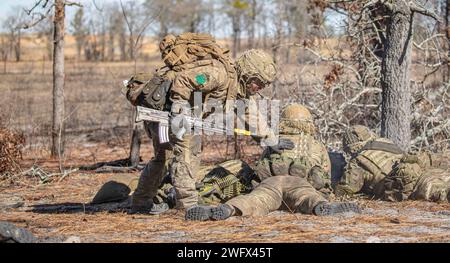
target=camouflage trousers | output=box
[131,122,173,208]
[170,133,202,209]
[225,176,326,216]
[411,169,450,202]
[131,122,202,209]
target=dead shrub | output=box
[0,124,25,182]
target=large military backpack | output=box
[160,33,232,70]
[159,33,237,101]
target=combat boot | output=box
[129,202,169,215]
[211,204,234,220]
[185,204,234,221]
[313,202,361,216]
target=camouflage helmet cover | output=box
[281,104,313,122]
[342,125,377,155]
[236,49,277,84]
[279,104,316,135]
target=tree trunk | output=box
[51,0,66,157]
[248,0,257,49]
[128,35,134,61]
[129,110,141,167]
[445,0,449,84]
[120,31,127,61]
[15,29,21,62]
[108,31,115,61]
[380,3,413,152]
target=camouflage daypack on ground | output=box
[196,160,257,205]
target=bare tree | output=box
[35,16,53,61]
[377,1,442,151]
[0,37,8,73]
[51,0,66,158]
[120,0,159,167]
[445,0,449,83]
[70,7,87,60]
[3,9,26,62]
[23,0,81,163]
[105,4,124,61]
[146,0,174,39]
[224,0,249,57]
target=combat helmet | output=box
[342,125,377,155]
[279,104,316,135]
[236,49,277,91]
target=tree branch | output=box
[408,0,443,22]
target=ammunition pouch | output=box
[137,77,171,111]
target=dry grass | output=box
[0,35,449,243]
[0,142,449,243]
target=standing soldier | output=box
[129,33,294,213]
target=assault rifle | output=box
[135,106,252,143]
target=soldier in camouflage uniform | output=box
[165,46,295,210]
[185,105,361,221]
[127,33,293,212]
[254,104,332,195]
[334,125,450,202]
[195,103,333,206]
[185,175,361,221]
[334,125,405,197]
[382,151,449,202]
[120,68,200,213]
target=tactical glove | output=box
[269,138,295,153]
[170,100,191,140]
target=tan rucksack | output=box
[159,33,237,101]
[160,33,231,70]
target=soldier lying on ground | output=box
[185,176,361,221]
[334,125,449,202]
[382,151,449,202]
[185,105,361,221]
[334,125,404,197]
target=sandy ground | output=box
[1,142,450,243]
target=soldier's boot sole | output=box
[185,206,213,221]
[210,204,233,221]
[313,202,361,216]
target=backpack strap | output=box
[361,140,404,155]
